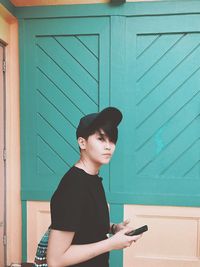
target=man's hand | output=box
[114,219,130,233]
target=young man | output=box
[47,107,142,267]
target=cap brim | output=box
[91,107,122,128]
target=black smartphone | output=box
[125,225,148,236]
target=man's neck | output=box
[75,158,100,175]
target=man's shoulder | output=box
[60,166,86,187]
[51,167,86,200]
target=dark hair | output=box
[81,121,118,144]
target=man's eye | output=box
[98,137,104,141]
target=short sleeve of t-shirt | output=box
[50,171,86,232]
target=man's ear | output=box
[77,137,86,150]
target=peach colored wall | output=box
[27,202,200,267]
[10,0,158,7]
[27,202,51,261]
[0,4,21,265]
[10,0,109,6]
[0,12,10,43]
[124,205,200,267]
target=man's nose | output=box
[105,140,111,150]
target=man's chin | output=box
[102,159,111,165]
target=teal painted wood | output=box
[109,204,123,267]
[20,17,110,199]
[22,201,27,262]
[21,188,200,207]
[20,10,200,206]
[111,14,200,206]
[37,37,98,103]
[15,1,200,19]
[109,16,127,194]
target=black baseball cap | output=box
[76,107,122,139]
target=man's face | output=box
[84,129,116,166]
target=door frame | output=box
[0,39,7,267]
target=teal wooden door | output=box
[111,14,200,207]
[20,17,110,200]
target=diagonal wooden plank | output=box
[37,113,79,167]
[36,47,98,113]
[136,34,160,59]
[37,37,98,103]
[136,64,200,132]
[76,35,98,58]
[164,138,199,178]
[55,36,98,81]
[183,160,200,178]
[37,89,78,152]
[136,118,199,175]
[37,135,70,174]
[136,74,200,150]
[136,57,200,127]
[37,156,55,175]
[136,33,200,104]
[137,33,184,81]
[159,138,199,176]
[135,91,200,172]
[37,69,84,127]
[136,111,200,176]
[136,91,200,151]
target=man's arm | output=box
[47,229,111,267]
[47,227,141,267]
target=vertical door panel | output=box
[20,17,110,199]
[111,14,200,206]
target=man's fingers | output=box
[122,218,130,226]
[131,234,142,242]
[121,228,132,234]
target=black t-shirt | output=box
[50,166,110,267]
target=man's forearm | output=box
[49,238,113,267]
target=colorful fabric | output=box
[34,228,50,267]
